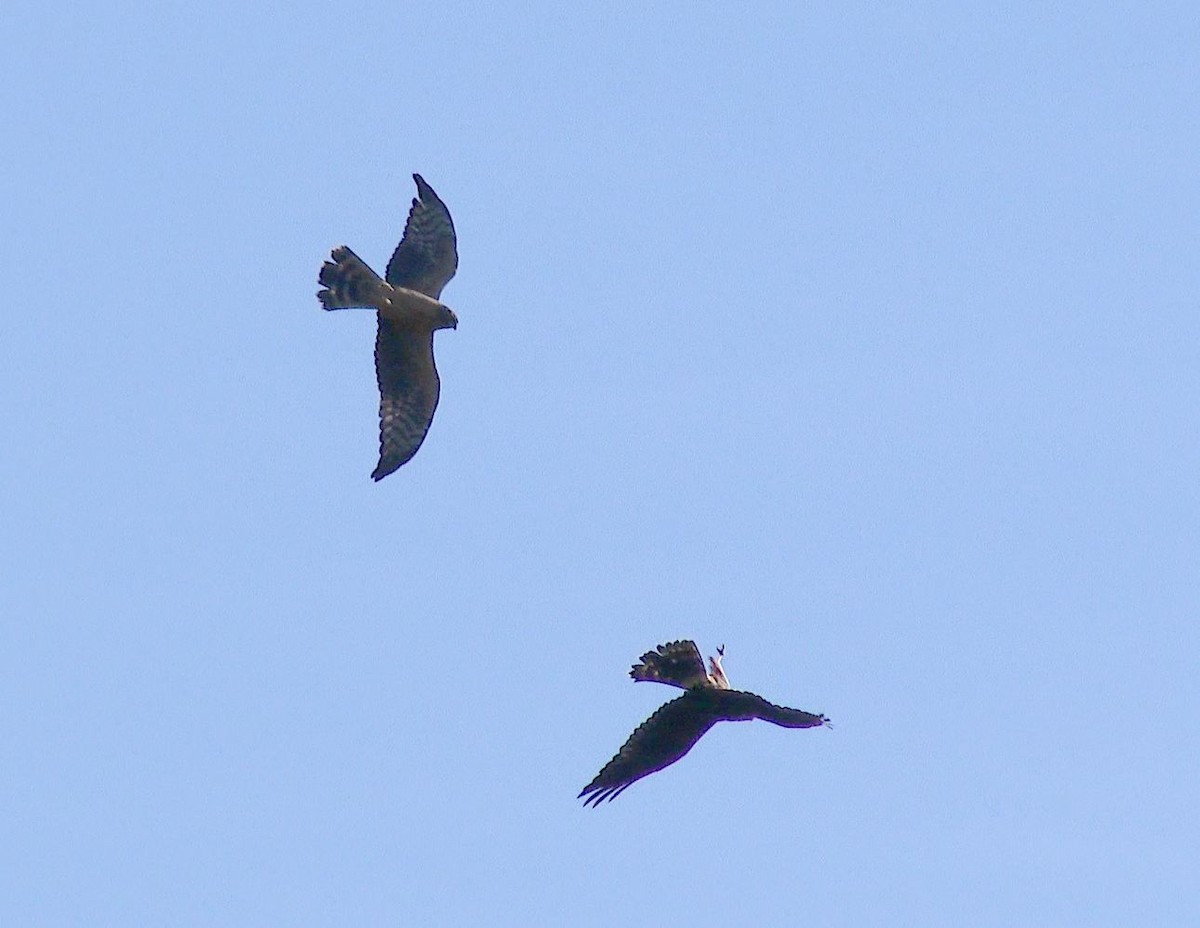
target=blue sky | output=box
[4,2,1198,925]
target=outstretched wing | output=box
[629,640,710,689]
[385,174,458,298]
[579,692,719,806]
[371,318,441,481]
[719,690,829,728]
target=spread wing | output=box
[629,640,710,689]
[719,690,829,728]
[371,318,440,481]
[579,692,720,806]
[579,689,828,806]
[385,174,458,298]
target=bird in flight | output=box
[579,641,829,806]
[318,174,459,480]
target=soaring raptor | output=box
[579,641,829,806]
[318,174,459,480]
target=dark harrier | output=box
[579,641,829,806]
[318,174,459,480]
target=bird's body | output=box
[579,641,828,806]
[318,174,459,480]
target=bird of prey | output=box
[579,641,829,806]
[318,174,459,480]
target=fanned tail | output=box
[629,640,709,689]
[318,246,391,310]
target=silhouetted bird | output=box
[580,641,829,806]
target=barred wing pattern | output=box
[318,174,459,480]
[385,173,458,297]
[372,319,441,480]
[367,175,459,479]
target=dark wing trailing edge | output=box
[371,319,441,481]
[579,692,721,807]
[629,640,710,689]
[385,174,458,298]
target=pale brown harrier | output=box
[580,641,829,806]
[318,174,459,480]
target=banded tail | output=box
[318,246,391,310]
[630,640,712,690]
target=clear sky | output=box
[4,2,1198,925]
